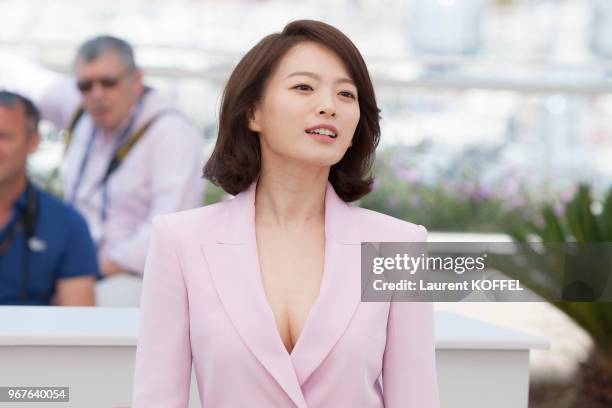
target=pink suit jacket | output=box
[132,180,440,408]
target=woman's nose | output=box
[316,98,336,118]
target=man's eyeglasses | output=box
[76,70,132,93]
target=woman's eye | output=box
[293,84,313,91]
[340,91,357,100]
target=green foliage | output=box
[359,148,538,232]
[203,182,229,205]
[494,184,612,353]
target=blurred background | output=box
[2,0,612,406]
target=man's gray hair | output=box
[0,90,40,135]
[74,35,137,71]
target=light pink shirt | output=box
[55,86,205,274]
[0,58,206,273]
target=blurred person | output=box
[0,36,205,283]
[132,20,439,407]
[0,90,98,306]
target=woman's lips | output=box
[305,123,339,137]
[305,130,337,143]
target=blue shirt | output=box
[0,184,100,305]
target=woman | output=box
[132,20,439,408]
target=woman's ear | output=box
[247,105,262,133]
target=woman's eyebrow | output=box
[285,71,355,86]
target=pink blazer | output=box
[132,180,440,407]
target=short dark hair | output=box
[203,19,381,202]
[0,90,40,135]
[74,35,136,71]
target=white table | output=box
[0,307,548,408]
[435,311,549,407]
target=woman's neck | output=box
[255,169,328,231]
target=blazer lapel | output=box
[200,179,363,405]
[289,182,362,386]
[200,181,307,408]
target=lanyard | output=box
[0,182,38,302]
[0,216,21,256]
[69,126,96,204]
[0,183,36,255]
[68,90,148,221]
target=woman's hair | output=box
[203,19,381,202]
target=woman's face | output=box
[248,41,360,169]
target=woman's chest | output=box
[256,228,325,354]
[187,234,391,369]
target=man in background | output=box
[0,90,98,306]
[2,36,205,283]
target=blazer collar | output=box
[202,178,363,407]
[215,178,360,245]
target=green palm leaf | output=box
[494,184,612,352]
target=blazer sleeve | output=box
[382,225,440,408]
[132,216,192,407]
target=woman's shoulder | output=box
[151,200,229,239]
[349,205,428,242]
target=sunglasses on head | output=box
[76,70,131,93]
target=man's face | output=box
[0,105,39,186]
[75,52,143,131]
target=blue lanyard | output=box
[69,90,148,221]
[69,125,97,204]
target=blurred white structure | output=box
[590,0,612,58]
[0,307,548,408]
[409,0,485,55]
